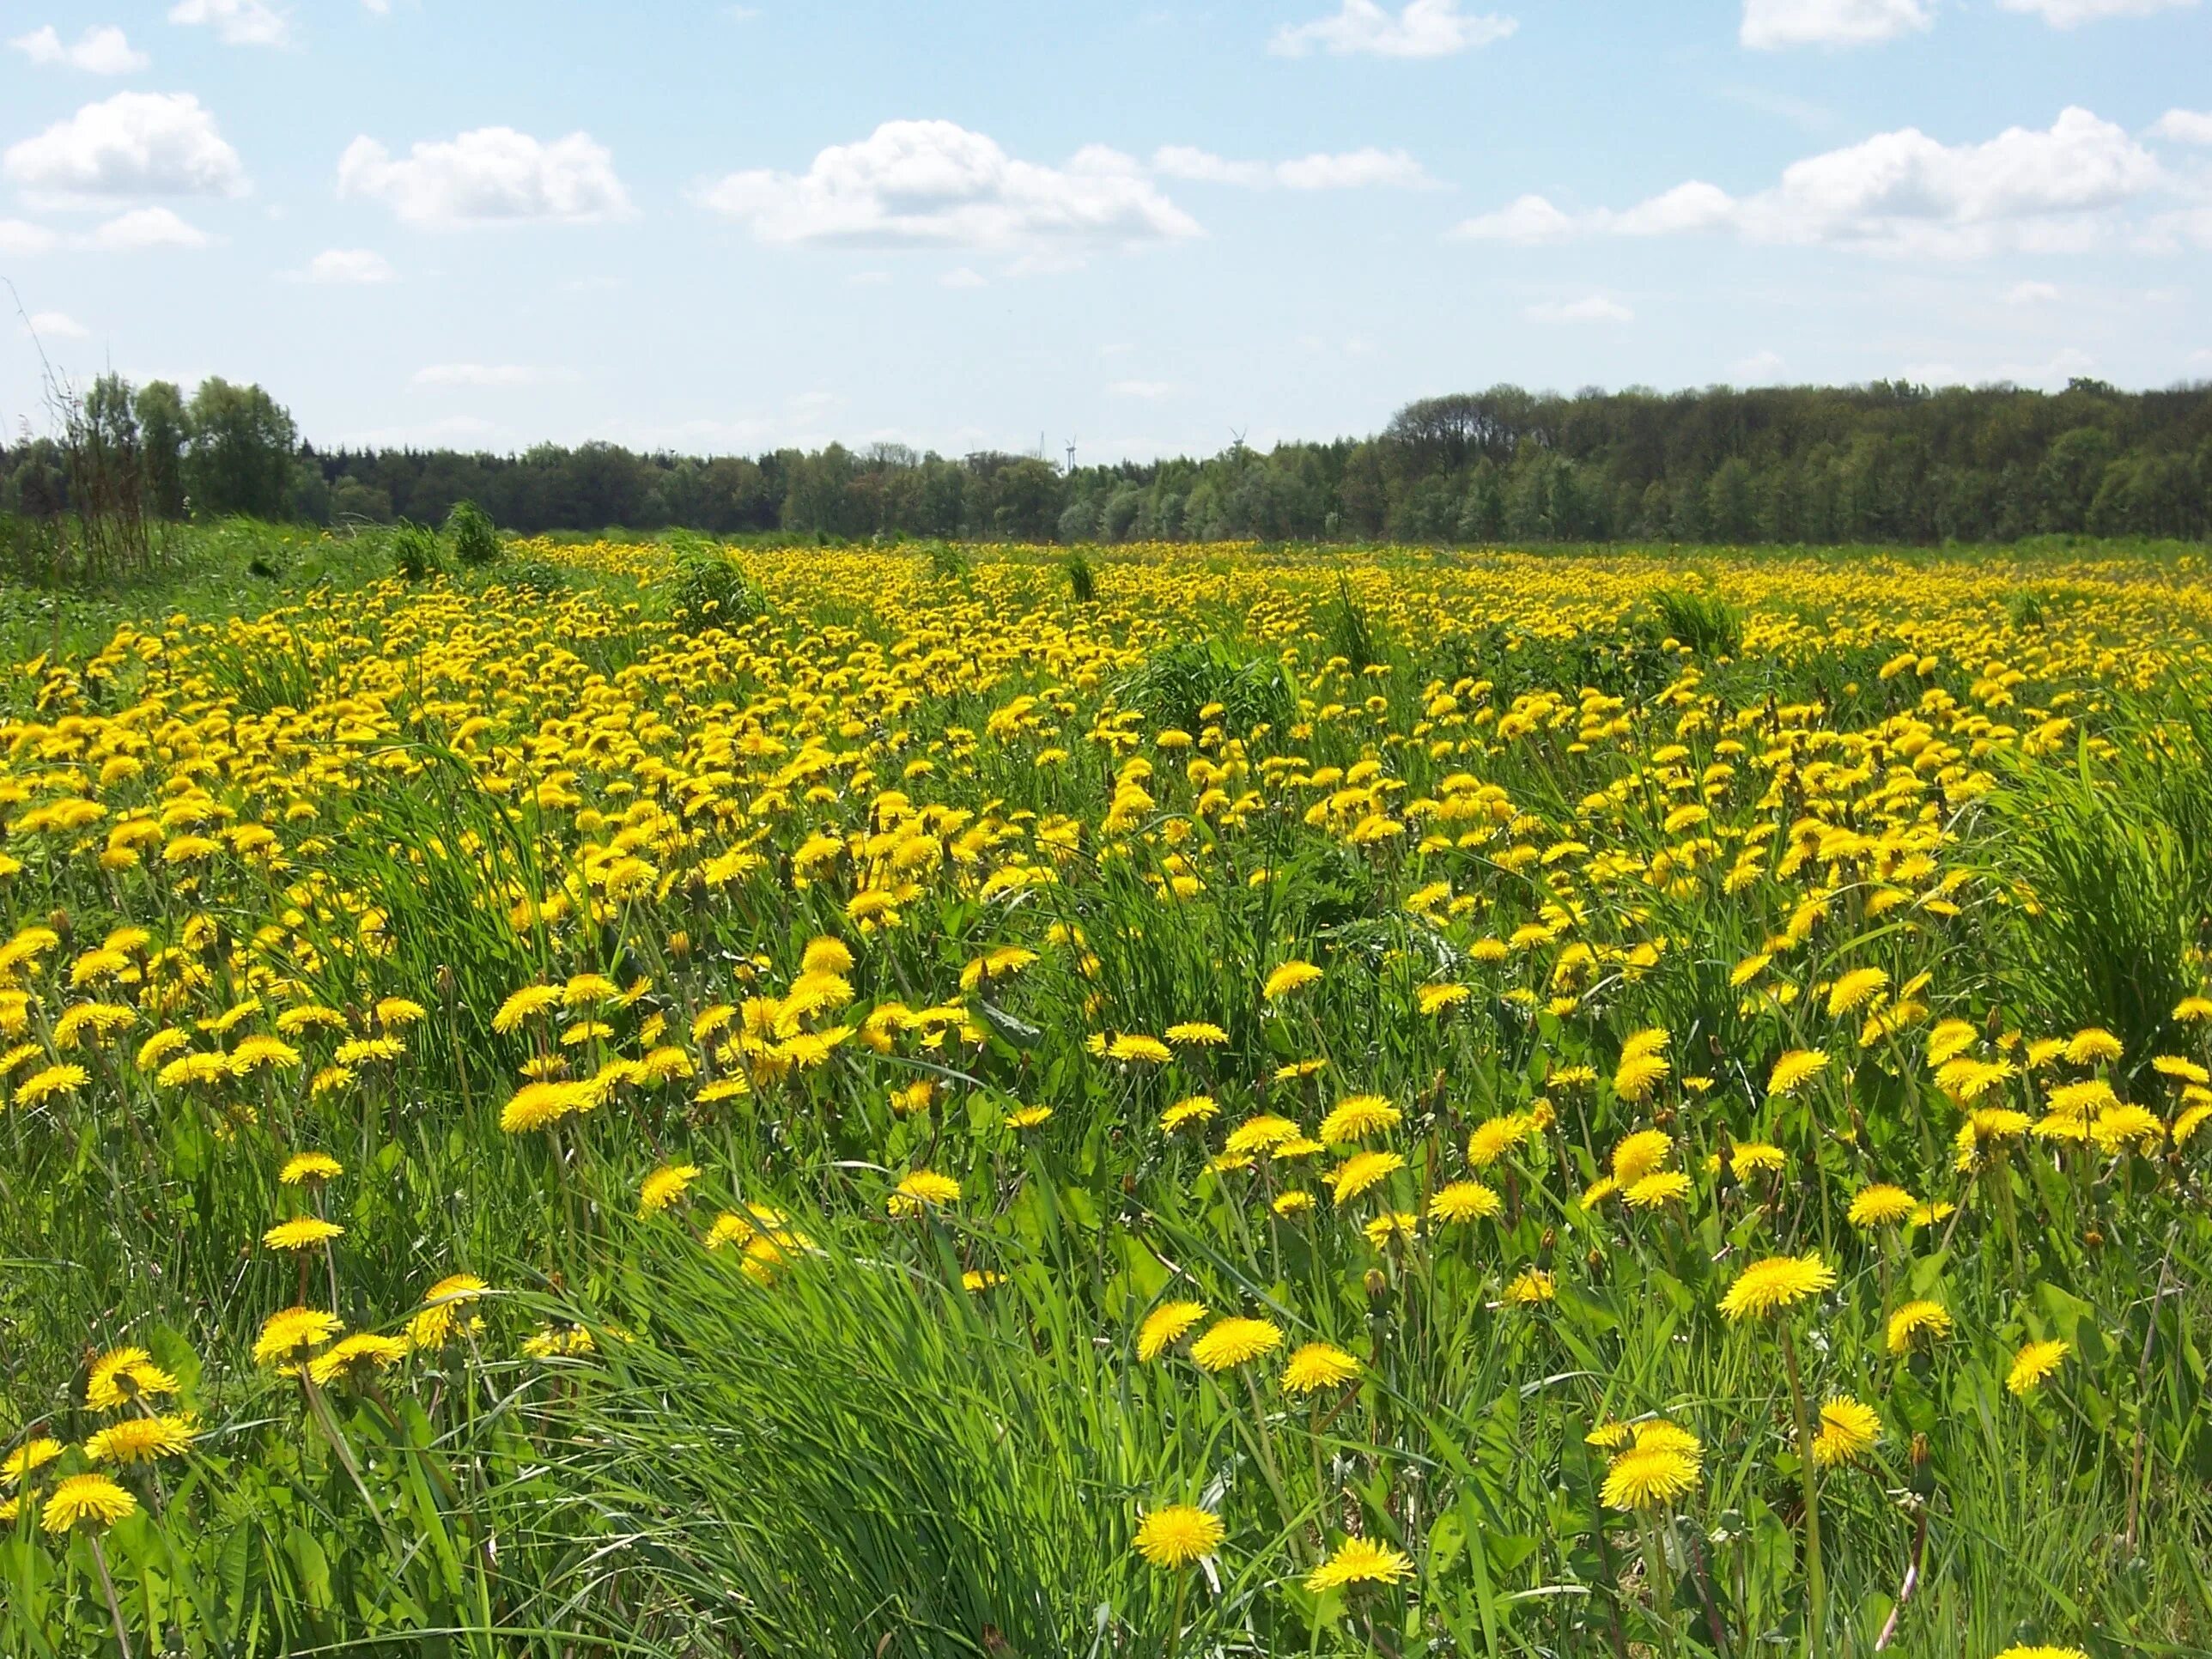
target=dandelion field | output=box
[4,537,2212,1659]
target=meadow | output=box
[2,532,2209,1659]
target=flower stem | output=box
[88,1533,133,1659]
[1781,1323,1826,1657]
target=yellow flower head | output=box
[1429,1179,1503,1224]
[1328,1149,1405,1204]
[1846,1183,1917,1228]
[1188,1315,1284,1373]
[86,1346,179,1413]
[1281,1341,1360,1395]
[1610,1127,1673,1184]
[254,1306,343,1369]
[40,1473,137,1534]
[308,1334,412,1388]
[278,1152,343,1186]
[1262,959,1323,1001]
[263,1217,343,1251]
[1318,1092,1401,1146]
[1304,1535,1415,1592]
[2007,1338,2069,1397]
[1768,1048,1831,1097]
[1137,1299,1208,1361]
[1718,1252,1836,1321]
[84,1413,198,1466]
[1812,1396,1882,1467]
[1886,1299,1953,1355]
[640,1161,702,1215]
[1130,1504,1224,1569]
[888,1170,960,1216]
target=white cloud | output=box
[1109,380,1174,398]
[412,363,580,388]
[699,120,1200,252]
[1450,191,1577,243]
[2152,109,2212,145]
[2003,279,2061,303]
[1458,107,2165,257]
[338,128,633,228]
[1740,0,1933,49]
[1154,144,1433,189]
[3,92,246,203]
[846,269,891,286]
[939,266,987,288]
[1732,349,1788,380]
[1525,295,1633,323]
[24,310,89,339]
[88,206,209,250]
[167,0,291,48]
[1996,0,2196,24]
[1902,345,2098,387]
[0,219,60,255]
[298,247,396,283]
[9,24,150,73]
[1271,0,1516,58]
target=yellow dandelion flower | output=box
[40,1474,137,1534]
[263,1217,343,1251]
[1262,960,1323,1000]
[1130,1504,1224,1569]
[1281,1341,1360,1395]
[86,1347,177,1413]
[1188,1316,1283,1372]
[1847,1184,1917,1227]
[1328,1148,1405,1204]
[1812,1396,1882,1467]
[1160,1095,1218,1133]
[888,1170,960,1216]
[1304,1535,1415,1592]
[1429,1179,1503,1224]
[1611,1127,1673,1184]
[2007,1339,2069,1397]
[1826,967,1887,1016]
[253,1306,343,1369]
[278,1152,343,1185]
[1718,1252,1836,1321]
[1318,1092,1401,1146]
[1137,1299,1208,1361]
[640,1162,702,1215]
[1886,1299,1953,1354]
[1768,1048,1830,1096]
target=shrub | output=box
[1064,552,1097,604]
[444,500,501,568]
[670,544,767,628]
[389,520,443,582]
[1644,586,1746,658]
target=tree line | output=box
[6,373,2209,549]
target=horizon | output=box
[3,1,2209,464]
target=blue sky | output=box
[3,0,2208,461]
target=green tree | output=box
[135,380,188,520]
[184,378,299,520]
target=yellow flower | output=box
[11,1062,86,1108]
[86,1346,179,1412]
[1328,1149,1405,1204]
[1304,1535,1414,1592]
[263,1217,343,1251]
[1611,1127,1672,1184]
[1262,960,1323,1000]
[40,1474,137,1534]
[888,1170,960,1216]
[1730,1142,1787,1177]
[408,1273,490,1348]
[1768,1048,1830,1096]
[492,984,562,1033]
[499,1079,593,1133]
[2007,1339,2069,1397]
[1625,1170,1692,1210]
[1164,1021,1228,1045]
[1160,1095,1218,1133]
[84,1413,198,1465]
[254,1306,343,1369]
[278,1152,343,1185]
[1812,1396,1882,1467]
[1504,1268,1556,1304]
[1281,1341,1360,1395]
[1992,1646,2089,1659]
[1468,1111,1536,1167]
[308,1334,411,1387]
[1131,1504,1224,1568]
[1429,1179,1503,1223]
[1826,967,1887,1016]
[1105,1033,1172,1065]
[1601,1440,1702,1510]
[1188,1316,1284,1372]
[3,1437,64,1483]
[1317,1092,1401,1146]
[1886,1299,1953,1354]
[640,1162,702,1215]
[1137,1299,1208,1361]
[1847,1184,1917,1227]
[2064,1028,2122,1065]
[1718,1252,1836,1321]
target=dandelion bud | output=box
[2083,1227,2104,1251]
[1364,1268,1388,1301]
[436,963,457,999]
[1539,1226,1557,1256]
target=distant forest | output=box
[6,375,2210,545]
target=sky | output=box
[2,0,2209,464]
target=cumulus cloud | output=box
[3,92,246,203]
[1996,0,2196,23]
[88,206,209,250]
[412,363,580,388]
[0,219,60,255]
[698,120,1200,252]
[1733,349,1788,381]
[9,24,150,73]
[939,266,987,288]
[1456,107,2166,257]
[1740,0,1933,48]
[298,247,396,283]
[2152,109,2212,145]
[1449,192,1577,243]
[338,128,633,228]
[2004,279,2061,303]
[24,310,89,338]
[1156,145,1435,190]
[1525,295,1633,323]
[1271,0,1516,58]
[167,0,291,48]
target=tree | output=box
[184,379,299,520]
[136,381,188,520]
